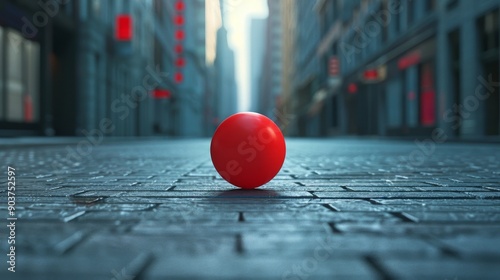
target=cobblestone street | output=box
[1,138,500,279]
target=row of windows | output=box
[327,0,437,74]
[0,27,40,123]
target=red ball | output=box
[210,112,286,189]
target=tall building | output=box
[288,0,322,136]
[175,0,208,137]
[279,0,296,133]
[249,18,266,113]
[257,0,282,119]
[309,0,500,139]
[212,0,238,126]
[0,0,207,137]
[213,24,238,122]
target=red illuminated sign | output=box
[176,57,186,67]
[152,89,171,99]
[174,72,183,83]
[175,44,183,53]
[175,30,185,40]
[363,69,378,81]
[348,83,357,94]
[175,0,185,11]
[398,51,421,70]
[115,15,133,41]
[329,56,339,77]
[174,0,185,84]
[174,15,184,26]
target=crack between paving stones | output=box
[322,204,340,212]
[327,222,342,233]
[124,252,155,280]
[63,211,86,223]
[308,191,319,198]
[425,236,461,259]
[390,212,419,223]
[340,185,354,191]
[364,255,395,280]
[238,212,245,222]
[54,230,89,255]
[235,233,245,255]
[366,198,383,205]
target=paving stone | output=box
[1,138,499,279]
[379,258,500,280]
[314,191,474,199]
[403,211,500,223]
[142,256,376,279]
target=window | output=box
[448,29,461,136]
[0,28,40,123]
[425,0,436,12]
[80,0,88,20]
[419,61,436,126]
[408,0,415,26]
[25,40,40,122]
[6,29,23,122]
[377,0,388,43]
[393,0,401,34]
[446,0,459,11]
[478,10,500,135]
[65,0,74,17]
[91,0,100,19]
[333,0,341,20]
[479,11,499,54]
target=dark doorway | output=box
[448,29,461,136]
[51,25,76,135]
[478,10,500,136]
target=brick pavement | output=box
[0,138,499,279]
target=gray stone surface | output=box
[0,139,499,279]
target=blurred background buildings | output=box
[1,0,499,140]
[273,0,500,140]
[0,0,237,137]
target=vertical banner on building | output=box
[174,0,185,84]
[328,56,341,88]
[114,14,133,55]
[115,14,133,41]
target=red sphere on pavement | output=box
[210,112,286,189]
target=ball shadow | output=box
[214,188,280,199]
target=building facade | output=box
[210,0,238,129]
[212,21,237,126]
[289,0,322,136]
[279,0,296,133]
[249,17,266,113]
[257,0,282,120]
[284,0,500,140]
[0,0,208,137]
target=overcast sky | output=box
[223,0,268,111]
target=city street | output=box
[1,138,499,279]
